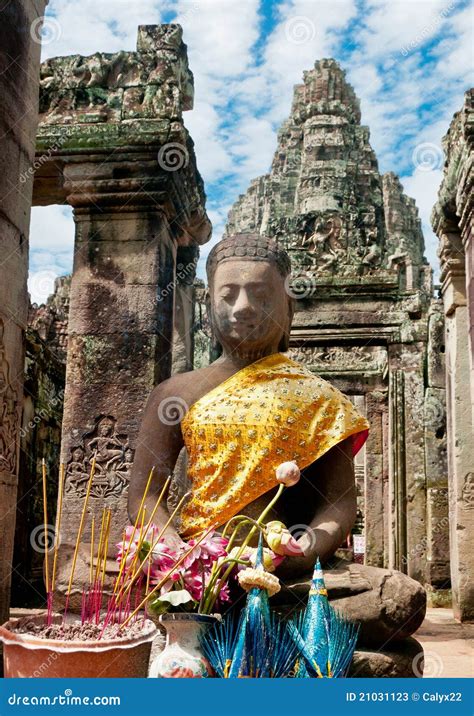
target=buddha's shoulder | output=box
[149,365,218,402]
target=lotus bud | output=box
[265,520,305,556]
[275,460,301,486]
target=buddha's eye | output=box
[220,288,236,301]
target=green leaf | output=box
[154,589,195,607]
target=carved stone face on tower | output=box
[209,259,293,360]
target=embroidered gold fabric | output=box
[179,353,369,537]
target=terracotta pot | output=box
[0,614,157,678]
[149,613,218,678]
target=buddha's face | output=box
[210,259,292,357]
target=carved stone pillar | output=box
[388,367,406,573]
[58,166,178,593]
[424,302,449,593]
[388,345,427,583]
[435,224,474,620]
[0,0,48,631]
[431,90,474,620]
[364,391,388,568]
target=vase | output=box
[0,614,157,678]
[149,613,218,678]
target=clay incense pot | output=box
[0,614,157,678]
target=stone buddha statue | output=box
[129,233,426,676]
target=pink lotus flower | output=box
[180,531,228,569]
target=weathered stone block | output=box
[0,220,28,327]
[424,388,447,488]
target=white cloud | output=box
[358,0,451,58]
[400,168,444,278]
[175,0,260,78]
[28,206,74,304]
[40,0,164,60]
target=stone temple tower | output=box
[225,59,449,600]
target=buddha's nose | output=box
[232,290,256,319]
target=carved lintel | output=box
[287,345,387,376]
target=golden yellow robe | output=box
[179,352,369,538]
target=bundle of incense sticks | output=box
[41,460,201,634]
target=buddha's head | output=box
[206,233,294,359]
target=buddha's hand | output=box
[295,528,317,558]
[264,520,305,556]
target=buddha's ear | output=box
[204,286,223,359]
[278,294,295,353]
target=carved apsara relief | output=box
[462,472,474,510]
[66,415,133,498]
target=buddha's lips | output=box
[230,320,257,328]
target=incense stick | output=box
[66,457,96,599]
[113,467,156,593]
[120,526,215,629]
[116,489,189,603]
[113,476,172,600]
[89,515,95,586]
[41,459,50,595]
[51,463,65,593]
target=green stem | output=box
[201,483,285,614]
[226,517,260,552]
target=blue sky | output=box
[28,0,473,303]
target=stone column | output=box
[388,367,406,573]
[424,301,450,597]
[431,90,474,621]
[436,225,474,620]
[57,170,176,601]
[364,392,387,568]
[0,0,48,629]
[388,345,427,583]
[31,25,211,606]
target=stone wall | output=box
[0,0,48,630]
[432,89,474,621]
[224,58,448,594]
